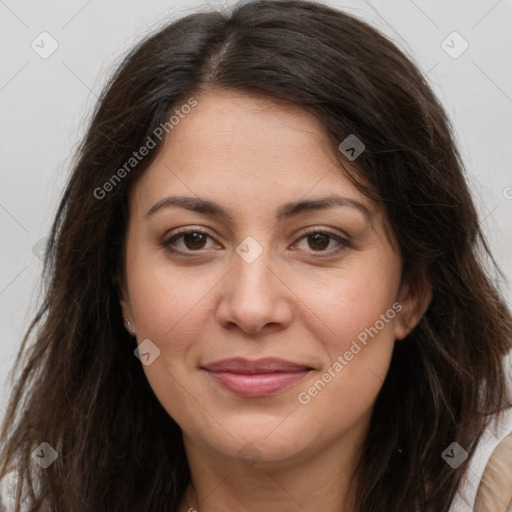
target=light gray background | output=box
[1,0,512,418]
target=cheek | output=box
[125,227,221,341]
[292,258,400,348]
[293,281,397,441]
[290,260,399,411]
[126,263,216,426]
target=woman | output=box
[1,1,511,510]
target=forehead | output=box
[138,90,363,198]
[129,89,395,243]
[165,90,339,177]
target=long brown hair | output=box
[1,1,511,510]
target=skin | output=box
[120,89,431,512]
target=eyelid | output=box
[165,225,212,237]
[295,225,349,240]
[291,226,352,254]
[162,225,219,249]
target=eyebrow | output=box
[146,194,371,223]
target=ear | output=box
[393,270,432,341]
[114,271,136,336]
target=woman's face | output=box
[120,89,428,468]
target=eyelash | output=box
[161,226,351,257]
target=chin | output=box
[202,421,315,466]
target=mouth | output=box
[201,357,314,397]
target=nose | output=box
[215,240,294,336]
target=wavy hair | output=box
[1,1,511,510]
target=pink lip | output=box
[202,357,313,397]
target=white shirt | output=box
[448,405,512,511]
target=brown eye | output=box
[294,228,351,255]
[162,228,217,253]
[182,232,208,250]
[306,232,331,251]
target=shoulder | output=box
[0,470,16,512]
[449,406,512,512]
[474,431,512,512]
[0,468,33,512]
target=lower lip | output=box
[205,370,311,397]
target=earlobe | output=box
[117,274,136,337]
[394,273,432,341]
[124,317,136,336]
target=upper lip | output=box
[202,357,312,374]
